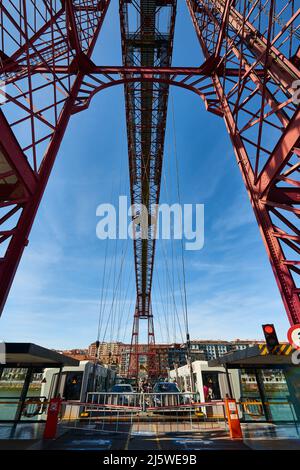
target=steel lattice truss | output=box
[120,0,177,377]
[0,0,111,314]
[187,0,300,325]
[0,1,299,378]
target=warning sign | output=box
[287,324,300,350]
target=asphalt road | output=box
[42,422,250,451]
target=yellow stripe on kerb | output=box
[286,345,292,355]
[258,343,293,356]
[279,344,285,354]
[260,346,268,355]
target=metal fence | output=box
[59,392,228,434]
[240,398,298,423]
[0,395,47,421]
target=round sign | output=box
[287,324,300,350]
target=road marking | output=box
[152,423,161,450]
[65,438,112,450]
[174,439,213,450]
[124,428,131,450]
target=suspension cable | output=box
[171,92,190,343]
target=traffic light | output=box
[262,324,279,351]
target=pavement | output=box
[34,425,250,451]
[243,423,300,450]
[0,421,299,451]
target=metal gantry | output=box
[120,0,177,378]
[0,1,299,379]
[0,0,112,314]
[186,0,300,325]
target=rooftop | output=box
[208,344,294,368]
[3,343,80,368]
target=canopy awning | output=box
[208,343,294,368]
[2,343,79,368]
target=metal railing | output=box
[0,395,47,421]
[239,398,298,423]
[59,392,228,434]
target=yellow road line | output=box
[152,423,161,450]
[286,345,292,354]
[124,427,131,450]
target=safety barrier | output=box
[42,395,300,439]
[0,395,47,420]
[240,399,298,423]
[1,394,297,428]
[241,400,265,420]
[57,392,229,436]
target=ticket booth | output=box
[0,343,79,423]
[208,344,300,423]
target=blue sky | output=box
[0,1,290,349]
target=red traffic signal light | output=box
[264,325,275,334]
[262,324,279,351]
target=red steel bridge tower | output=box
[120,1,177,378]
[0,1,299,379]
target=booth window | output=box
[63,372,83,400]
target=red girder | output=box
[65,0,83,55]
[120,0,177,378]
[0,110,37,197]
[187,0,300,324]
[0,0,111,314]
[257,109,300,195]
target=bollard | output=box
[224,398,243,439]
[43,397,62,439]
